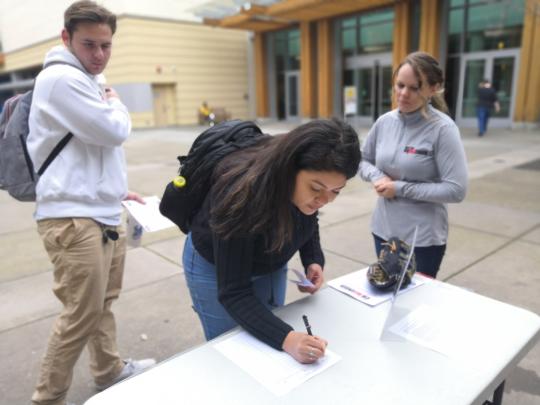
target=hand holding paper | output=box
[124,191,145,204]
[122,196,175,233]
[288,268,315,288]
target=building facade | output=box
[0,1,251,128]
[205,0,540,128]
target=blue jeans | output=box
[373,234,446,279]
[182,233,287,341]
[476,106,490,135]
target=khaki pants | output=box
[32,218,126,405]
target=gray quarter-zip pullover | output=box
[359,105,468,246]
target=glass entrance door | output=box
[343,53,392,125]
[356,67,374,117]
[285,71,300,120]
[456,49,519,127]
[492,57,516,118]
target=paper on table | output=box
[387,304,483,360]
[327,267,428,307]
[288,268,315,288]
[214,331,341,396]
[121,196,175,232]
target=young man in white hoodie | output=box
[27,2,155,404]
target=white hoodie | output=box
[28,45,131,225]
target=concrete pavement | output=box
[0,122,539,405]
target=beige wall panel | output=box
[2,17,249,127]
[0,1,202,53]
[130,111,155,128]
[1,38,60,73]
[108,18,250,126]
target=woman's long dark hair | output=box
[210,118,361,252]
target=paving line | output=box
[467,145,540,180]
[442,223,540,282]
[0,272,184,335]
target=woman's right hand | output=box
[373,175,395,198]
[373,175,392,189]
[282,331,328,364]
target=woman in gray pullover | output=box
[359,52,468,278]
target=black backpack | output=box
[159,120,264,234]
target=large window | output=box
[274,29,300,71]
[445,56,461,117]
[448,0,524,54]
[342,17,357,57]
[0,73,10,84]
[448,7,465,53]
[409,0,421,52]
[340,8,394,57]
[272,28,300,119]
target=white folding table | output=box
[85,275,540,405]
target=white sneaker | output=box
[96,358,156,391]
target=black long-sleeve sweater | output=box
[190,192,325,350]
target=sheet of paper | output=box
[328,267,428,307]
[288,268,315,288]
[387,304,481,360]
[121,196,175,232]
[214,331,341,396]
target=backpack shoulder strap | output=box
[37,133,73,175]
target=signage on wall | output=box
[344,86,357,115]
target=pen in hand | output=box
[302,315,313,336]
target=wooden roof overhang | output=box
[204,0,396,32]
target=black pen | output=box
[302,314,313,336]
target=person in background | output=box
[476,79,500,137]
[199,100,215,126]
[184,118,361,364]
[27,2,155,404]
[358,51,468,279]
